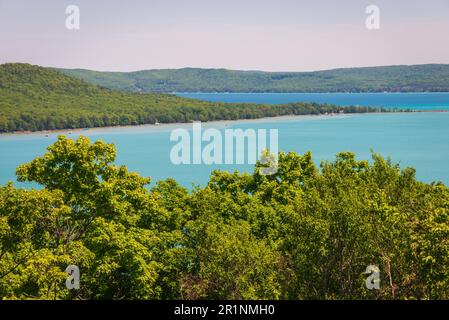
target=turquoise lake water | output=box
[177,92,449,110]
[1,93,449,188]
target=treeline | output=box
[0,63,392,133]
[1,136,448,300]
[59,64,449,93]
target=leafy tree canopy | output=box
[1,136,448,300]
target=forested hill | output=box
[59,64,449,93]
[0,63,385,133]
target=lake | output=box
[177,92,449,110]
[1,93,449,188]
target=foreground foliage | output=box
[1,136,448,300]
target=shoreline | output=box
[0,110,440,137]
[1,113,355,137]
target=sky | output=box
[0,0,448,72]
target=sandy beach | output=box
[0,113,353,137]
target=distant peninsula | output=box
[58,64,449,93]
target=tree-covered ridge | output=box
[59,64,449,93]
[1,136,448,300]
[0,63,386,133]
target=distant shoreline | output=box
[59,64,449,94]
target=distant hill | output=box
[0,63,383,133]
[58,64,449,93]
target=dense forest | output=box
[0,63,388,133]
[0,135,448,299]
[59,64,449,93]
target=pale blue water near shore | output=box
[178,92,449,110]
[1,93,449,189]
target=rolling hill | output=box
[59,64,449,93]
[0,63,383,133]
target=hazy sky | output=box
[1,0,448,71]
